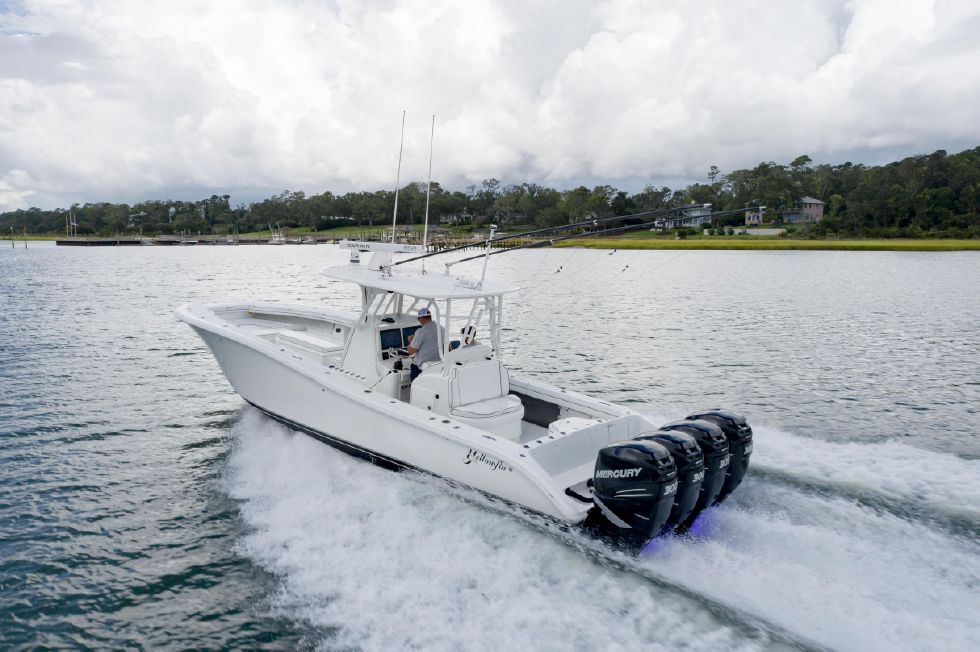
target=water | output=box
[1,242,978,650]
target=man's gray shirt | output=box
[411,321,443,367]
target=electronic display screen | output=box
[402,325,420,343]
[379,328,403,349]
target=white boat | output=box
[268,223,287,245]
[176,241,754,545]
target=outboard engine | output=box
[686,409,753,503]
[659,419,730,527]
[635,431,704,532]
[590,440,678,542]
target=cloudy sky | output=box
[1,0,978,211]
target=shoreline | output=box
[555,238,980,252]
[4,236,979,252]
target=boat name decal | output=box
[463,449,513,472]
[595,468,643,480]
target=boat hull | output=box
[247,400,414,472]
[184,320,589,523]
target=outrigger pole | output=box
[390,110,406,247]
[394,206,680,267]
[394,204,760,267]
[421,114,435,274]
[443,206,765,268]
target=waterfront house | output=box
[744,208,765,225]
[654,203,713,229]
[443,209,473,225]
[781,196,825,223]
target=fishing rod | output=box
[392,205,696,267]
[443,206,765,268]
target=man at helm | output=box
[406,308,443,380]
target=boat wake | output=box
[222,409,980,652]
[747,425,980,534]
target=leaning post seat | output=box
[410,345,524,440]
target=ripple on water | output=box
[1,244,978,648]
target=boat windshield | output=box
[363,288,503,355]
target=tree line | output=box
[2,146,978,238]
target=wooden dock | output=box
[56,238,144,246]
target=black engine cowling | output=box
[590,440,678,541]
[635,431,704,531]
[685,409,753,504]
[659,419,730,527]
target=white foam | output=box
[222,410,762,651]
[749,424,980,523]
[223,410,980,651]
[645,483,980,652]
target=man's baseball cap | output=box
[417,308,431,318]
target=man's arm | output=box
[406,327,425,355]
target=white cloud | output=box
[0,0,978,210]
